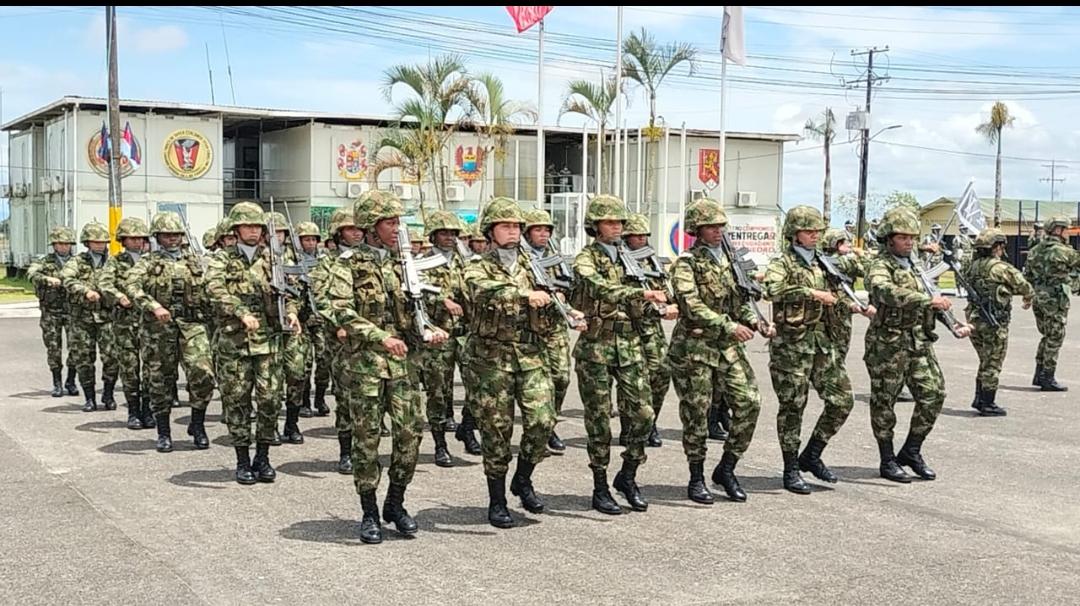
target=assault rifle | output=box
[720,232,772,335]
[396,221,448,342]
[817,254,869,313]
[265,207,300,332]
[522,244,583,329]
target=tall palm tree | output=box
[464,72,537,204]
[560,76,619,194]
[975,101,1015,227]
[382,54,473,210]
[803,108,837,222]
[622,28,697,211]
[369,128,428,216]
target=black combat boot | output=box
[431,431,453,468]
[382,483,418,536]
[64,367,79,396]
[126,392,142,430]
[283,407,304,444]
[251,443,276,483]
[895,434,936,481]
[712,451,747,502]
[970,379,982,411]
[798,437,838,483]
[155,414,173,453]
[1039,369,1068,392]
[591,468,623,515]
[81,384,97,412]
[547,429,566,454]
[270,424,282,447]
[1032,364,1043,387]
[298,382,313,418]
[313,384,330,416]
[486,476,514,529]
[101,379,117,411]
[234,446,256,485]
[687,461,714,504]
[782,451,811,495]
[613,460,648,512]
[170,384,180,408]
[50,368,63,398]
[359,491,383,543]
[877,438,912,483]
[647,413,662,447]
[617,415,628,447]
[138,395,155,429]
[976,388,1006,417]
[509,457,545,514]
[337,432,353,475]
[708,405,729,441]
[187,408,210,449]
[455,410,482,455]
[443,402,457,432]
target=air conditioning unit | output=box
[347,182,370,198]
[690,189,707,202]
[445,185,465,202]
[735,191,757,208]
[392,184,415,200]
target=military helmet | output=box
[623,213,651,236]
[585,194,627,225]
[49,226,76,244]
[684,198,728,236]
[328,209,356,236]
[1045,215,1071,232]
[295,221,321,239]
[80,221,111,243]
[201,228,218,249]
[782,205,826,239]
[821,228,849,252]
[524,209,555,231]
[150,211,185,235]
[974,227,1007,249]
[228,201,267,229]
[425,210,463,238]
[267,211,288,232]
[215,218,234,241]
[353,190,403,231]
[116,217,150,240]
[877,207,920,239]
[409,227,425,244]
[1033,221,1044,230]
[469,225,486,242]
[480,197,525,232]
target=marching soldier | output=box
[270,211,305,446]
[468,226,489,256]
[820,228,872,359]
[1029,221,1045,247]
[289,221,330,427]
[1024,215,1080,391]
[918,223,944,269]
[27,226,79,397]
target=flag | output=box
[121,121,140,169]
[97,121,110,162]
[955,179,987,234]
[721,6,747,66]
[505,5,553,33]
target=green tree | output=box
[975,101,1015,227]
[559,75,620,194]
[803,108,837,222]
[463,72,537,204]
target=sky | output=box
[4,5,1080,225]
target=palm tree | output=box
[369,128,428,216]
[464,72,537,203]
[975,101,1015,227]
[559,76,619,194]
[803,108,837,222]
[622,28,697,211]
[382,54,473,210]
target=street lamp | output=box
[855,124,903,249]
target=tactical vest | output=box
[347,252,406,337]
[570,246,629,336]
[966,256,1011,324]
[145,252,205,321]
[33,255,68,312]
[770,252,825,331]
[868,259,935,335]
[469,254,550,344]
[681,248,743,333]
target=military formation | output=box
[27,189,1076,543]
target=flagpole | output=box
[106,5,124,254]
[614,6,623,202]
[718,9,728,208]
[536,18,545,210]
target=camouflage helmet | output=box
[782,205,826,239]
[821,228,849,252]
[877,207,920,239]
[624,213,651,236]
[80,221,110,243]
[201,228,218,249]
[684,198,728,236]
[48,226,76,244]
[150,211,185,235]
[425,210,463,238]
[481,197,525,232]
[353,190,403,231]
[267,211,289,232]
[409,227,425,244]
[228,201,266,229]
[215,218,234,241]
[116,217,150,240]
[584,194,628,229]
[468,224,486,242]
[1045,215,1071,232]
[974,227,1007,249]
[524,209,555,231]
[295,221,321,239]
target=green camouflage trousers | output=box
[218,353,279,447]
[39,310,75,371]
[540,331,571,414]
[70,320,117,387]
[112,318,142,402]
[422,340,457,428]
[343,368,423,494]
[1033,293,1068,373]
[311,327,330,390]
[283,330,309,408]
[970,322,1009,391]
[864,340,945,442]
[641,329,671,415]
[458,336,477,417]
[142,320,215,415]
[472,365,556,478]
[671,349,761,462]
[769,347,854,454]
[576,360,653,471]
[328,331,352,433]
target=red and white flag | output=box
[505,6,553,33]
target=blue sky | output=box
[4,5,1080,219]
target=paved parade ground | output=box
[1,305,1078,605]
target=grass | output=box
[0,273,37,303]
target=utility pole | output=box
[1040,160,1067,202]
[850,46,888,249]
[106,5,123,254]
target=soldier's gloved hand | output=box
[382,336,408,358]
[241,314,260,332]
[444,299,464,317]
[118,295,132,308]
[858,304,877,318]
[152,306,172,324]
[528,290,552,308]
[336,327,347,342]
[930,296,952,312]
[45,277,62,287]
[662,306,679,321]
[85,290,101,303]
[733,324,755,343]
[286,313,301,334]
[644,290,667,304]
[811,289,838,306]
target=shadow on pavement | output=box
[167,467,236,490]
[98,439,157,455]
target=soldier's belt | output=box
[587,319,635,337]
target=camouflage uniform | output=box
[287,221,330,421]
[1024,216,1080,390]
[668,198,761,503]
[765,207,856,492]
[126,212,216,452]
[820,228,867,359]
[27,227,78,396]
[61,222,118,411]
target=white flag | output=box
[722,6,747,66]
[955,179,987,233]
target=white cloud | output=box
[131,25,188,54]
[82,15,188,55]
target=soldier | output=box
[1024,215,1080,391]
[622,212,678,448]
[463,197,560,528]
[964,227,1033,416]
[843,220,856,242]
[1030,221,1045,247]
[409,227,426,257]
[468,226,489,256]
[62,221,119,412]
[269,211,302,446]
[125,212,217,452]
[865,207,970,484]
[918,223,944,270]
[765,206,870,494]
[668,198,772,504]
[27,226,79,397]
[202,227,218,253]
[570,195,667,514]
[98,217,154,430]
[205,202,300,484]
[289,221,330,427]
[214,218,237,250]
[953,227,976,297]
[820,228,873,360]
[327,190,448,544]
